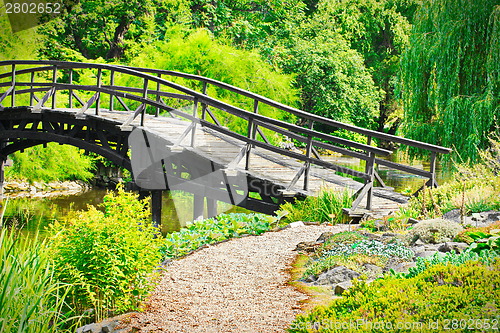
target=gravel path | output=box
[122,224,349,332]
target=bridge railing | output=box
[0,60,451,211]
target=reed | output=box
[0,228,77,332]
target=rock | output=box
[293,241,320,252]
[480,211,500,225]
[414,239,426,246]
[388,261,417,273]
[408,218,420,225]
[442,209,462,224]
[438,242,469,253]
[303,275,317,283]
[415,251,445,259]
[363,263,383,277]
[334,281,353,295]
[314,266,361,286]
[289,221,305,228]
[316,232,334,243]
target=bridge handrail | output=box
[0,60,452,211]
[119,65,452,155]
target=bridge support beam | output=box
[193,194,204,221]
[151,190,162,229]
[207,197,217,217]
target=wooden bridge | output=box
[0,60,451,224]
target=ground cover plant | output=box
[48,186,163,322]
[279,189,353,224]
[290,259,500,333]
[162,213,279,259]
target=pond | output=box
[0,153,451,235]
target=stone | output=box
[415,251,445,259]
[314,266,361,286]
[316,232,334,243]
[294,241,320,252]
[408,218,420,225]
[480,211,500,225]
[363,263,383,276]
[303,275,317,283]
[289,221,305,228]
[334,281,353,295]
[442,209,462,224]
[438,242,469,253]
[414,239,426,246]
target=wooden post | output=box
[246,100,258,170]
[69,69,73,108]
[429,151,437,188]
[155,73,161,117]
[191,97,198,147]
[0,141,6,199]
[151,190,162,229]
[11,64,15,107]
[109,70,115,111]
[193,194,204,220]
[303,119,314,191]
[52,65,57,109]
[95,68,102,115]
[30,71,35,107]
[207,197,217,217]
[201,81,207,120]
[365,152,375,210]
[141,78,149,126]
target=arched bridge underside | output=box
[0,61,451,223]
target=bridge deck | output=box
[81,108,407,218]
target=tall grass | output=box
[279,189,353,224]
[0,228,77,332]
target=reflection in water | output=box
[0,154,451,235]
[0,188,250,235]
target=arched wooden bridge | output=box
[0,60,451,224]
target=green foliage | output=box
[290,260,500,332]
[6,143,94,183]
[300,0,414,133]
[38,0,165,60]
[0,11,40,60]
[455,221,500,244]
[406,219,463,244]
[404,138,500,219]
[400,0,500,162]
[323,239,414,260]
[162,213,277,259]
[0,228,77,332]
[280,189,353,224]
[302,253,387,279]
[113,28,298,142]
[48,186,162,322]
[404,250,500,279]
[274,34,381,129]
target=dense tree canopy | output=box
[400,0,500,161]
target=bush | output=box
[302,254,387,279]
[48,186,162,322]
[404,250,500,279]
[455,221,500,244]
[280,189,353,224]
[290,260,500,332]
[162,213,277,259]
[323,240,414,260]
[6,143,94,183]
[0,228,76,332]
[406,218,464,244]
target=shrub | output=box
[455,221,500,244]
[403,249,500,279]
[162,213,277,259]
[280,189,353,224]
[302,254,387,279]
[323,240,414,260]
[0,228,76,332]
[406,218,464,244]
[290,260,500,332]
[6,143,94,183]
[48,186,162,322]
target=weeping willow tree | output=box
[400,0,500,162]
